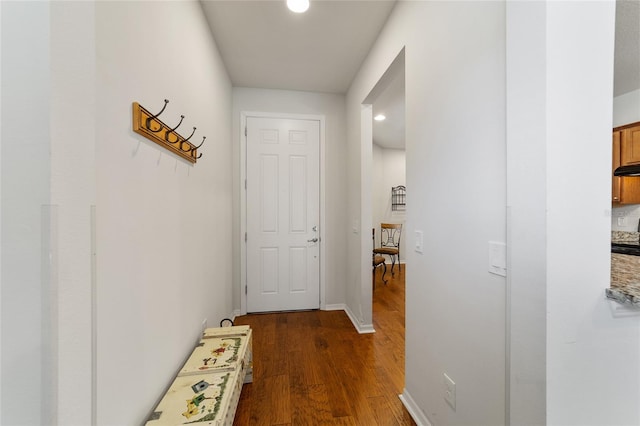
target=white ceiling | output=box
[614,0,640,97]
[200,0,396,94]
[201,0,640,150]
[371,56,405,149]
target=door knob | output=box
[307,238,318,243]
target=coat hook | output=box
[191,136,206,159]
[146,99,169,133]
[165,115,185,144]
[179,127,197,152]
[193,136,206,150]
[183,127,196,143]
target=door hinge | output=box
[245,232,247,242]
[244,126,247,137]
[245,179,247,190]
[245,285,247,295]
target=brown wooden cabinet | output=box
[613,130,622,203]
[621,125,640,165]
[613,122,640,204]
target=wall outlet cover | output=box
[443,373,456,410]
[488,241,507,277]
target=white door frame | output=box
[240,111,326,315]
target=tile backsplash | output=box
[612,204,640,231]
[610,230,640,305]
[611,253,640,302]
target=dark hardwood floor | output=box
[233,265,415,425]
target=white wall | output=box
[50,3,97,424]
[347,2,507,424]
[231,87,347,308]
[1,2,53,424]
[95,2,232,425]
[505,2,547,424]
[351,2,639,425]
[2,3,99,424]
[545,2,640,425]
[611,88,640,232]
[372,145,406,262]
[613,88,640,128]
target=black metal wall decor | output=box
[391,185,406,211]
[132,100,205,163]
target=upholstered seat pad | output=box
[373,255,386,265]
[374,247,399,255]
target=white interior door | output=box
[246,116,320,312]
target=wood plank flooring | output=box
[233,265,415,426]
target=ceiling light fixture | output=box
[287,0,309,13]
[374,114,386,121]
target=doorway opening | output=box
[362,48,406,326]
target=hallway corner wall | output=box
[95,2,232,424]
[346,2,507,424]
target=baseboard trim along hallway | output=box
[400,389,433,426]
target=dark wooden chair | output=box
[373,228,387,288]
[373,223,402,277]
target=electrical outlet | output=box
[443,373,456,410]
[488,241,507,277]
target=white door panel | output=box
[246,117,320,312]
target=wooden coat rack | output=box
[132,100,205,163]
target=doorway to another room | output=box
[367,51,406,322]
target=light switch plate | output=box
[489,241,507,277]
[415,230,423,254]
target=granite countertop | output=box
[611,230,640,243]
[609,231,640,306]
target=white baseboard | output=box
[323,303,346,311]
[230,310,241,323]
[399,389,432,426]
[323,304,375,333]
[343,305,375,334]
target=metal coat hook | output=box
[192,136,206,159]
[146,99,169,133]
[193,136,206,150]
[164,115,185,143]
[179,127,197,152]
[183,127,196,143]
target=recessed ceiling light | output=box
[374,114,386,121]
[287,0,309,13]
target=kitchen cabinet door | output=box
[621,125,640,165]
[613,131,622,202]
[613,127,640,204]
